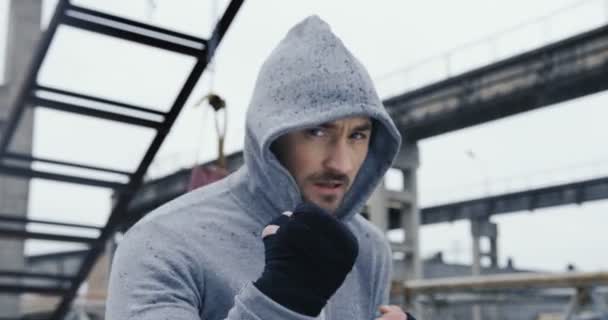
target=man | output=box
[106,16,412,320]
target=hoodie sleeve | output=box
[228,283,321,319]
[105,221,317,320]
[371,237,393,314]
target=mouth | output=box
[311,181,345,194]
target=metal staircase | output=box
[0,1,244,318]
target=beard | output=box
[300,170,351,214]
[303,193,341,214]
[311,193,341,211]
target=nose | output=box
[323,139,353,174]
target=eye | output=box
[350,131,368,140]
[306,127,326,137]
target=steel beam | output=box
[0,213,102,230]
[30,96,162,129]
[67,4,206,48]
[402,271,608,295]
[0,163,127,189]
[35,85,167,117]
[4,152,132,177]
[0,284,68,295]
[0,227,96,244]
[385,24,608,140]
[420,176,608,225]
[63,8,202,57]
[0,271,74,282]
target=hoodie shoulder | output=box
[135,175,234,226]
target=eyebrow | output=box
[320,121,373,132]
[353,122,372,132]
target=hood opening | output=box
[237,15,402,223]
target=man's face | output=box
[272,116,372,214]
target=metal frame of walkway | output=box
[384,23,608,140]
[0,1,244,319]
[415,175,608,226]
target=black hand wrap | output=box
[254,202,359,317]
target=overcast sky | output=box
[1,0,607,272]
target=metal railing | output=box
[393,271,608,320]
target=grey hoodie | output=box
[106,15,402,320]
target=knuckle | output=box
[261,225,279,238]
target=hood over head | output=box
[240,15,401,222]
